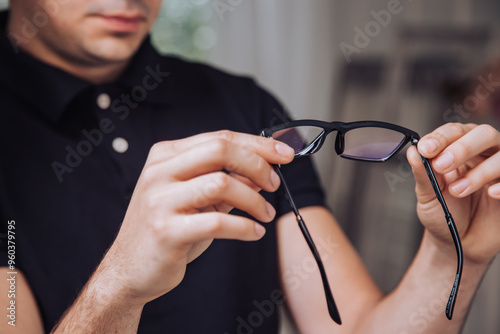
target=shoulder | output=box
[160,54,287,129]
[162,55,265,101]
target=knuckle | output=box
[478,124,498,143]
[153,218,183,248]
[144,192,160,211]
[226,159,240,173]
[202,172,230,200]
[254,156,268,176]
[168,139,181,154]
[149,141,165,157]
[208,138,230,157]
[212,172,230,191]
[150,216,167,236]
[140,165,159,187]
[464,123,478,130]
[454,141,472,158]
[206,215,224,234]
[216,130,235,142]
[467,173,480,189]
[432,129,447,143]
[448,122,466,136]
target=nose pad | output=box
[299,130,325,156]
[335,132,344,155]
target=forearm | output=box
[51,259,144,334]
[355,232,490,333]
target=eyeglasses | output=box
[260,120,463,325]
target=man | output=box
[0,1,499,333]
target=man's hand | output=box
[407,123,500,264]
[53,130,294,333]
[335,123,500,334]
[103,130,294,303]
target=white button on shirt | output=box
[112,137,129,153]
[97,93,111,110]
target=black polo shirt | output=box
[0,11,325,333]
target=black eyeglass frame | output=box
[260,120,463,325]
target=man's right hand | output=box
[94,130,295,306]
[49,130,294,333]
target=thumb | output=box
[407,145,445,204]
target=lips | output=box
[96,14,146,33]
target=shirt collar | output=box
[0,11,171,124]
[116,37,173,106]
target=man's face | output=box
[10,0,162,66]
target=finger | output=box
[147,130,295,165]
[229,173,261,192]
[417,123,477,159]
[213,174,261,214]
[448,151,500,197]
[407,146,444,204]
[489,183,500,199]
[169,172,276,223]
[420,124,500,174]
[169,139,280,191]
[151,138,282,193]
[179,212,266,243]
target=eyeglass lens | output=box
[272,126,407,160]
[342,127,406,160]
[272,126,324,154]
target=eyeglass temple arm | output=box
[413,144,463,320]
[273,165,342,325]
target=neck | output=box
[6,16,129,85]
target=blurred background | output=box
[2,0,499,332]
[151,1,500,333]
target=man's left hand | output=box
[407,123,500,265]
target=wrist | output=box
[422,230,491,267]
[91,249,149,309]
[52,258,145,334]
[86,272,146,312]
[419,231,490,285]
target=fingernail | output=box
[489,184,500,197]
[422,139,439,154]
[275,143,294,157]
[270,170,280,188]
[451,178,470,195]
[255,223,266,237]
[266,202,276,218]
[435,151,454,171]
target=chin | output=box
[83,35,146,63]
